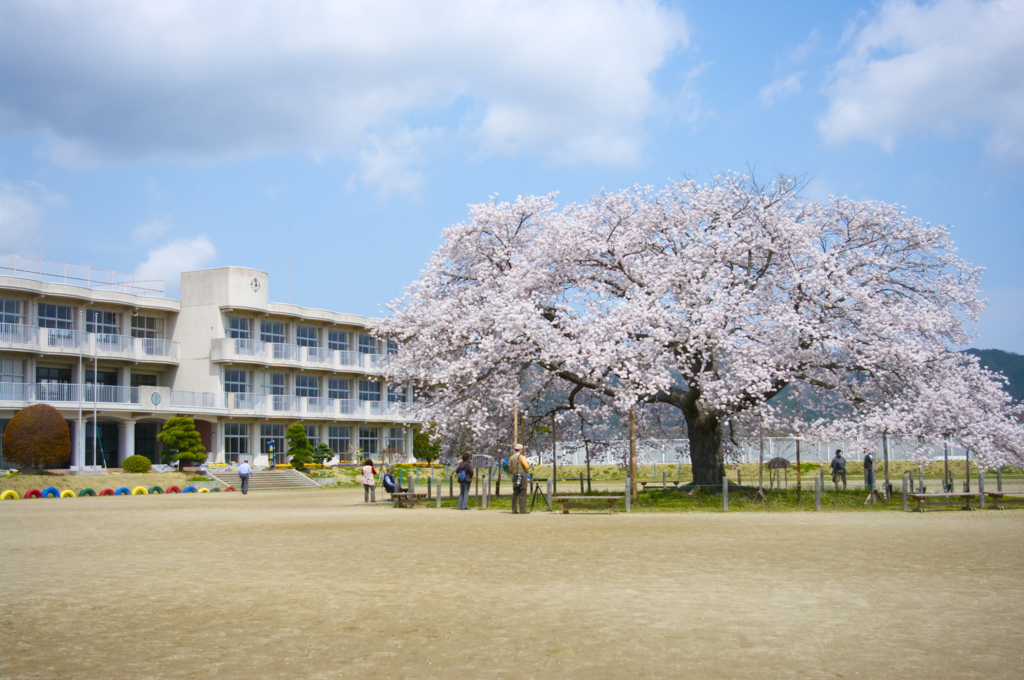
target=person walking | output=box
[509,444,530,514]
[831,449,847,490]
[361,459,377,503]
[237,458,253,495]
[863,450,875,490]
[455,453,473,510]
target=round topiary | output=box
[121,455,153,474]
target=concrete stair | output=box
[208,468,320,491]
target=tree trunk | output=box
[683,406,725,487]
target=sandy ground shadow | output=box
[2,488,1022,680]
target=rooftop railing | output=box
[0,253,165,297]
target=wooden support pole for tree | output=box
[722,475,729,512]
[943,436,951,493]
[814,475,821,511]
[629,408,638,503]
[796,438,802,504]
[882,431,891,499]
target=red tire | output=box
[224,486,237,492]
[99,488,115,496]
[24,489,42,499]
[165,485,182,493]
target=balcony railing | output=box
[212,338,383,371]
[0,324,178,360]
[0,382,139,404]
[158,390,405,419]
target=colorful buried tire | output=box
[78,488,97,497]
[198,487,210,493]
[115,487,131,495]
[165,485,182,493]
[209,486,221,492]
[224,486,237,492]
[182,486,198,493]
[60,489,77,498]
[1,490,19,500]
[131,486,148,495]
[25,489,43,498]
[98,488,115,496]
[42,486,61,498]
[148,485,164,494]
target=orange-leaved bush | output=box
[3,403,71,470]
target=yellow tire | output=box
[0,490,19,500]
[131,486,148,495]
[198,487,210,493]
[60,489,77,498]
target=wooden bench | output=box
[985,491,1024,510]
[638,479,683,491]
[908,492,978,512]
[390,492,427,508]
[552,496,623,514]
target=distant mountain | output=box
[965,348,1024,403]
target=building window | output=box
[86,370,118,386]
[304,424,319,448]
[0,299,23,326]
[328,330,350,351]
[226,316,251,339]
[130,374,157,387]
[387,384,407,403]
[36,366,71,383]
[38,303,74,329]
[358,334,377,354]
[386,427,406,455]
[329,426,351,459]
[359,426,379,455]
[261,320,286,344]
[328,378,350,400]
[358,380,380,402]
[261,423,285,458]
[224,422,249,463]
[387,339,399,355]
[131,315,164,339]
[224,369,250,393]
[86,310,119,336]
[1,358,24,383]
[295,375,319,398]
[261,372,286,395]
[296,325,319,347]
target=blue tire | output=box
[115,487,131,495]
[182,486,198,493]
[42,486,60,498]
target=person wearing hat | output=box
[830,449,847,490]
[509,444,531,514]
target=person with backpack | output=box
[509,444,530,514]
[455,453,473,510]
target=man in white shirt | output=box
[238,459,253,494]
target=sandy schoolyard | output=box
[2,487,1022,679]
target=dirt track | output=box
[2,488,1022,680]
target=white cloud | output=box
[354,128,439,198]
[131,215,172,244]
[136,235,216,287]
[0,181,64,255]
[819,0,1024,160]
[0,0,688,167]
[759,72,804,107]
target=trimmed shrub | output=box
[3,404,71,470]
[122,455,153,474]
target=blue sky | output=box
[1,0,1022,352]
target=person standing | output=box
[863,450,875,490]
[361,459,377,503]
[455,453,474,510]
[509,444,530,514]
[237,458,253,495]
[831,449,847,490]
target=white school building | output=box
[0,254,416,470]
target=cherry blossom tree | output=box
[380,174,1024,485]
